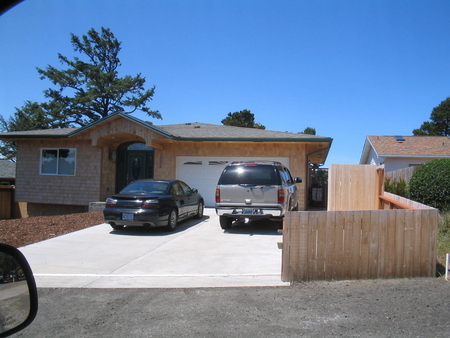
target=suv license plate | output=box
[122,213,134,220]
[243,208,254,214]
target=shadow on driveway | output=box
[108,215,210,237]
[223,219,282,236]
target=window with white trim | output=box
[40,148,76,175]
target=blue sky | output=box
[1,0,450,166]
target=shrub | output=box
[409,159,450,211]
[384,177,408,198]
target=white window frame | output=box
[40,148,77,176]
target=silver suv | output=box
[215,161,302,229]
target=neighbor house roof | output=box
[0,112,333,143]
[0,160,16,178]
[360,135,450,163]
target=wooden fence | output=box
[385,166,418,184]
[327,164,383,211]
[282,208,438,281]
[282,164,438,282]
[0,186,14,219]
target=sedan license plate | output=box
[122,213,134,221]
[242,208,254,215]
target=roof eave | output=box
[380,154,450,158]
[67,113,173,139]
[172,137,333,142]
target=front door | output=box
[116,142,154,193]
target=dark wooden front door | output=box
[116,143,154,193]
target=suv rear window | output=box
[218,165,280,185]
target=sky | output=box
[1,0,450,167]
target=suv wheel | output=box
[219,216,233,229]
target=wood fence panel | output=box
[385,166,418,183]
[328,165,381,211]
[0,187,13,219]
[282,209,438,282]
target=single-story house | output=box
[360,135,450,172]
[0,113,333,216]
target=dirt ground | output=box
[0,212,104,248]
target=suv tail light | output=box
[277,189,285,204]
[215,189,220,203]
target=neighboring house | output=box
[0,113,333,216]
[360,135,450,172]
[0,159,15,186]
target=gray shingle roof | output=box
[0,160,16,178]
[156,122,331,141]
[0,113,332,143]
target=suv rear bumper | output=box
[215,207,283,218]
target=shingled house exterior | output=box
[0,113,332,217]
[360,135,450,172]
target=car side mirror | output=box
[191,188,198,193]
[294,177,302,184]
[0,243,38,338]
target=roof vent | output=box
[394,136,405,142]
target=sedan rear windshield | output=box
[121,181,170,194]
[218,165,280,185]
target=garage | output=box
[176,156,289,207]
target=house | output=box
[0,159,15,186]
[360,135,450,172]
[0,113,333,216]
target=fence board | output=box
[282,209,438,282]
[385,166,418,183]
[0,187,13,219]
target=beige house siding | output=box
[15,139,102,206]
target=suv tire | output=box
[219,216,233,229]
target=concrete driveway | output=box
[19,208,288,288]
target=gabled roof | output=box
[360,135,450,163]
[0,160,16,178]
[0,113,333,143]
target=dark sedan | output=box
[103,179,204,231]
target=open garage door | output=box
[176,157,289,207]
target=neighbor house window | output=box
[40,148,76,175]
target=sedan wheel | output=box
[166,209,178,231]
[195,200,204,219]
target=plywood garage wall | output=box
[328,164,382,211]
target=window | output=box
[40,148,76,175]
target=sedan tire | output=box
[195,200,204,219]
[166,209,178,231]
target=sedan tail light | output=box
[277,189,285,204]
[142,199,159,209]
[105,198,117,207]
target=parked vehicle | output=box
[215,161,302,229]
[103,179,204,231]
